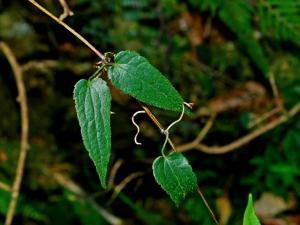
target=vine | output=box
[5,1,267,225]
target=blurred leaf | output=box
[216,195,232,225]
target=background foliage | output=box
[1,0,300,224]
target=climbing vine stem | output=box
[29,2,219,223]
[28,0,105,61]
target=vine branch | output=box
[141,105,219,224]
[25,3,219,222]
[197,187,220,225]
[0,42,29,225]
[27,0,105,60]
[141,105,177,151]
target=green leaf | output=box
[108,50,183,112]
[73,78,111,188]
[152,153,197,205]
[243,194,261,225]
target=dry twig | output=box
[269,71,286,112]
[21,59,58,72]
[107,159,124,191]
[178,102,300,154]
[269,72,280,101]
[0,181,11,192]
[109,172,144,204]
[248,106,281,128]
[58,0,74,21]
[0,42,29,225]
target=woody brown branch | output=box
[0,42,29,225]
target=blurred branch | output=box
[52,172,124,225]
[269,72,285,111]
[0,181,11,192]
[178,102,300,154]
[58,0,74,21]
[192,59,235,85]
[107,159,124,191]
[177,113,216,152]
[108,172,144,204]
[0,42,29,225]
[269,72,279,100]
[22,59,58,72]
[27,0,105,60]
[248,106,281,128]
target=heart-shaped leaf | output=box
[243,194,261,225]
[73,78,111,188]
[152,153,197,205]
[108,50,183,112]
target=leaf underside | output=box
[108,50,183,112]
[243,194,261,225]
[73,78,111,188]
[152,153,197,205]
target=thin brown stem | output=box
[197,187,220,225]
[0,42,29,225]
[141,105,176,151]
[27,0,105,60]
[108,172,144,204]
[107,159,124,191]
[141,105,219,224]
[58,0,74,21]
